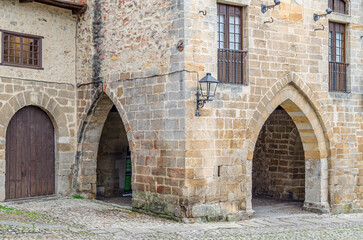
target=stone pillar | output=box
[304,158,329,213]
[245,158,253,215]
[0,137,4,201]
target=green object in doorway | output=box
[125,155,132,191]
[126,157,132,173]
[124,175,131,191]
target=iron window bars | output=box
[217,4,247,84]
[329,22,348,92]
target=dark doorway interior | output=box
[252,106,305,208]
[96,106,131,206]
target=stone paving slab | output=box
[1,198,363,239]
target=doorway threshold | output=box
[252,197,317,219]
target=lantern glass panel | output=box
[199,81,208,98]
[209,82,218,99]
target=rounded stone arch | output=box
[75,87,133,198]
[0,91,69,139]
[0,91,71,201]
[245,82,332,214]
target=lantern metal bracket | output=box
[261,0,280,14]
[264,17,274,24]
[313,8,333,22]
[314,24,325,32]
[195,90,206,116]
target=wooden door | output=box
[5,106,55,200]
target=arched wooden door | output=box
[5,106,55,200]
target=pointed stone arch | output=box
[245,80,333,214]
[74,87,133,198]
[0,91,72,201]
[250,73,336,159]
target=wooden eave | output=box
[19,0,87,14]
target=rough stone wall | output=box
[0,1,78,201]
[97,109,128,197]
[0,0,361,220]
[326,0,363,213]
[252,107,305,201]
[0,0,77,84]
[69,0,87,3]
[73,0,363,219]
[75,0,190,219]
[75,0,185,130]
[181,0,363,218]
[0,79,77,201]
[75,0,96,125]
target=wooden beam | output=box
[19,0,87,14]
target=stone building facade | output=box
[0,0,362,221]
[0,0,86,201]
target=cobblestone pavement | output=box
[0,198,362,239]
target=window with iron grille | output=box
[328,0,347,14]
[1,30,42,69]
[217,4,247,84]
[329,22,348,92]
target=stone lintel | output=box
[217,0,250,6]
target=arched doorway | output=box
[76,93,132,205]
[96,106,131,203]
[5,106,55,200]
[252,106,305,215]
[246,85,331,215]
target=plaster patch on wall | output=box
[58,137,70,143]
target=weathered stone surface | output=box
[0,0,77,201]
[0,0,362,221]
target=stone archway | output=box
[245,84,331,214]
[96,105,130,199]
[252,106,305,202]
[75,92,132,199]
[0,91,72,201]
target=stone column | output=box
[0,137,4,201]
[304,158,329,213]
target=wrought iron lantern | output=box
[261,0,280,14]
[313,8,333,22]
[195,73,219,116]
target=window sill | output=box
[0,63,44,70]
[328,91,352,100]
[328,89,351,94]
[217,0,250,7]
[219,82,248,86]
[328,13,353,24]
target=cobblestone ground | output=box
[0,198,362,239]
